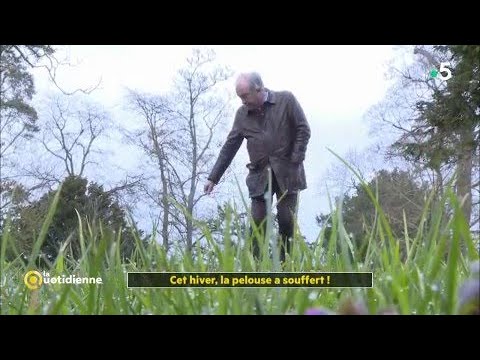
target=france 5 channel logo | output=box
[429,62,452,81]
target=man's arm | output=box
[207,111,244,185]
[288,93,311,163]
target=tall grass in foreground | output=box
[1,174,478,315]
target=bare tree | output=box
[125,91,178,250]
[124,48,233,256]
[165,49,233,255]
[7,94,112,194]
[43,96,108,177]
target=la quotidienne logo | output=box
[24,270,103,290]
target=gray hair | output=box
[237,72,264,91]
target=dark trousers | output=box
[250,171,298,262]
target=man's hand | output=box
[204,180,216,195]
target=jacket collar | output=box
[265,88,276,104]
[247,89,276,114]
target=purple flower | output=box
[304,307,333,315]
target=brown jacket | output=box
[208,89,311,198]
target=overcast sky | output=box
[31,45,406,243]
